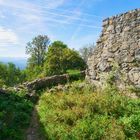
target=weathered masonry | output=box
[86,9,140,88]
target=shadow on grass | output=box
[0,91,34,140]
[0,89,48,140]
[0,74,85,140]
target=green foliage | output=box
[67,70,85,81]
[37,82,140,140]
[0,91,34,140]
[44,41,86,76]
[26,35,50,67]
[67,69,81,75]
[0,62,8,86]
[25,65,44,81]
[49,40,67,49]
[25,40,86,80]
[0,79,5,88]
[0,62,26,87]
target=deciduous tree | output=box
[44,41,86,76]
[26,35,50,67]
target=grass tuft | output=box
[37,82,140,140]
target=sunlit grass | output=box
[37,82,140,140]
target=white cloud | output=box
[0,0,102,29]
[0,0,36,11]
[0,0,102,57]
[0,27,19,46]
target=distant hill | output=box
[0,57,27,69]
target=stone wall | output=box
[86,9,140,88]
[25,74,69,91]
[24,71,85,91]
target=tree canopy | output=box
[44,41,86,76]
[0,62,25,87]
[1,37,86,83]
[26,35,50,67]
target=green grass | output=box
[67,69,85,81]
[0,91,34,140]
[66,69,81,75]
[37,83,140,140]
[1,81,140,140]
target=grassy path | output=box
[26,108,40,140]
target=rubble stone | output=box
[86,9,140,88]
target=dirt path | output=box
[26,108,40,140]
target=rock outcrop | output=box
[86,9,140,88]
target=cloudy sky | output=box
[0,0,139,57]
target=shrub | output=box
[37,82,140,140]
[0,91,34,140]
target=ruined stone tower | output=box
[86,9,140,88]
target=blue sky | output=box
[0,0,139,57]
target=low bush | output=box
[37,82,140,140]
[0,91,34,140]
